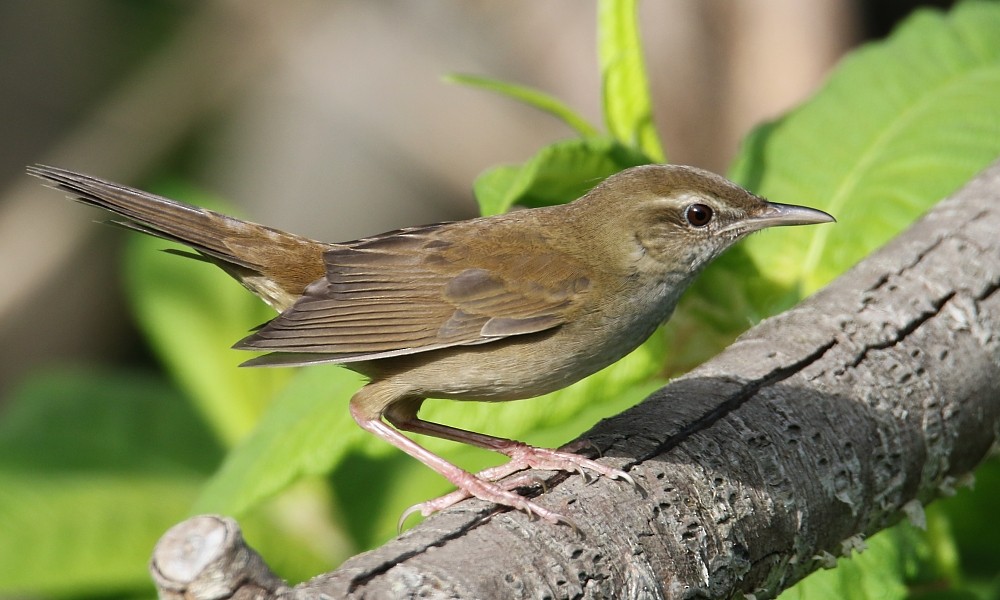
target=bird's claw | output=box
[397,439,635,532]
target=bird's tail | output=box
[28,165,329,311]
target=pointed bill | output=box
[727,201,835,234]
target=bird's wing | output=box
[235,221,591,366]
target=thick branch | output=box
[151,160,1000,599]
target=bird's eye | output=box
[685,203,714,227]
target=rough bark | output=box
[150,160,1000,599]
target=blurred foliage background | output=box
[0,0,872,393]
[2,1,998,599]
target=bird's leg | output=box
[383,402,634,485]
[349,389,571,526]
[382,400,635,524]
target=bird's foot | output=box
[398,471,571,532]
[397,439,633,531]
[487,439,635,486]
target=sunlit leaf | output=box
[672,1,1000,369]
[473,136,649,215]
[598,0,664,162]
[730,2,1000,298]
[0,368,218,596]
[778,529,911,600]
[194,365,366,516]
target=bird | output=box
[28,163,834,525]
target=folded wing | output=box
[236,221,591,366]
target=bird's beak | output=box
[726,201,836,234]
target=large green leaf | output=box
[0,474,198,598]
[0,368,219,597]
[730,1,1000,297]
[123,181,292,446]
[669,1,1000,372]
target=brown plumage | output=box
[29,163,833,525]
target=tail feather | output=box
[28,165,329,311]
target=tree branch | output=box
[151,160,1000,599]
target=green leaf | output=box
[779,529,912,600]
[672,1,1000,364]
[659,247,775,375]
[473,136,650,215]
[194,365,367,516]
[446,73,599,137]
[598,0,665,162]
[0,368,219,597]
[933,458,1000,584]
[0,473,200,597]
[0,369,222,476]
[123,181,292,446]
[729,1,1000,299]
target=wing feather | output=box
[235,220,591,364]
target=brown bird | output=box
[28,164,834,524]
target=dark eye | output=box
[685,203,713,227]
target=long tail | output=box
[28,165,329,311]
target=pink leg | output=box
[349,401,572,526]
[383,403,634,524]
[384,403,634,484]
